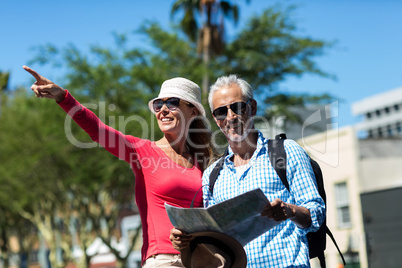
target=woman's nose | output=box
[160,104,170,114]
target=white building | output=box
[352,87,402,138]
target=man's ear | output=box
[250,99,257,117]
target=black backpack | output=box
[208,133,346,268]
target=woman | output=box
[23,65,217,267]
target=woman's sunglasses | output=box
[153,97,192,113]
[212,99,251,120]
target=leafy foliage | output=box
[221,7,332,90]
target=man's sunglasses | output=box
[212,99,251,120]
[153,97,192,113]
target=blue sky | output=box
[2,0,402,127]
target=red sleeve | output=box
[58,91,140,162]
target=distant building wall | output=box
[299,126,368,268]
[360,158,402,192]
[255,103,333,141]
[358,138,402,192]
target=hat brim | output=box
[181,231,247,268]
[148,94,206,117]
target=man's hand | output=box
[261,198,295,221]
[261,199,311,228]
[23,65,66,103]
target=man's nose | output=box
[226,107,237,120]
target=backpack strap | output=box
[190,185,204,208]
[268,133,289,191]
[209,147,229,195]
[317,252,326,268]
[326,226,347,266]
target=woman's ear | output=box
[191,107,199,118]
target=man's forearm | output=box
[287,203,311,229]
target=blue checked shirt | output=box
[202,131,325,268]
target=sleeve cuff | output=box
[296,203,325,235]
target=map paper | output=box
[165,188,280,246]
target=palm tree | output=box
[171,0,250,99]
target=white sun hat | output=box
[148,77,206,117]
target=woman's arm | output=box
[23,65,136,162]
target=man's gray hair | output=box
[208,75,253,111]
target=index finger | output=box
[23,65,42,82]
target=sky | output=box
[2,0,402,128]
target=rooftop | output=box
[352,87,402,115]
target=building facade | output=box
[299,126,368,268]
[298,124,402,268]
[352,87,402,138]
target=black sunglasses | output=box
[212,99,251,120]
[153,97,192,113]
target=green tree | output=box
[171,0,251,98]
[0,205,37,268]
[0,89,67,267]
[171,3,334,119]
[0,82,139,267]
[0,206,15,268]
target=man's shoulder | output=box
[280,139,311,166]
[283,138,300,147]
[282,138,305,152]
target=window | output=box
[335,182,351,228]
[377,127,383,137]
[385,107,390,114]
[387,125,392,136]
[396,122,402,133]
[368,129,373,138]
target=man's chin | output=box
[225,126,254,142]
[226,132,247,142]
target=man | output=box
[171,75,325,267]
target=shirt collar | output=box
[224,130,267,165]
